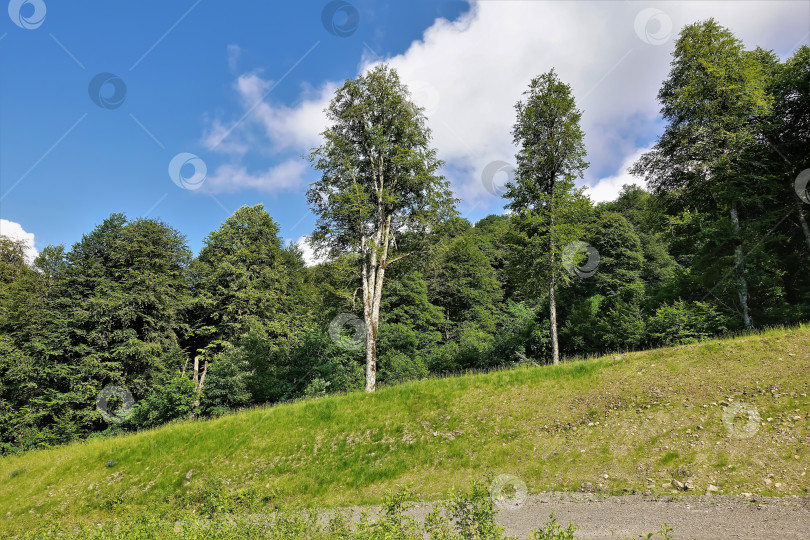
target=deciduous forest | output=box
[1,20,808,455]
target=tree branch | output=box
[383,250,416,268]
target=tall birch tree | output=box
[504,69,591,365]
[308,65,455,392]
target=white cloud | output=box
[202,159,307,194]
[0,219,38,263]
[293,235,326,267]
[235,73,335,153]
[587,146,651,203]
[204,1,808,204]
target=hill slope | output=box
[1,326,809,535]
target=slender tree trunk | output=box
[548,178,560,365]
[796,200,810,253]
[364,313,377,392]
[361,160,395,393]
[191,356,208,418]
[361,237,377,393]
[730,200,753,329]
[361,214,392,392]
[363,263,385,393]
[549,274,559,365]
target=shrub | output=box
[128,372,197,429]
[379,351,429,385]
[530,513,576,540]
[646,300,728,346]
[199,347,252,417]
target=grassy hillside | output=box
[1,326,808,536]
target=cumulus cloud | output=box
[292,235,326,267]
[587,146,651,203]
[204,1,808,204]
[0,219,38,263]
[202,159,308,194]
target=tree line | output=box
[1,19,807,454]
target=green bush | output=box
[128,372,197,429]
[530,513,576,540]
[646,300,728,346]
[379,351,429,385]
[199,347,252,417]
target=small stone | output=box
[684,480,694,490]
[767,417,774,422]
[185,469,193,481]
[579,482,594,493]
[775,483,782,489]
[764,478,773,486]
[603,474,609,479]
[662,482,672,489]
[672,480,684,489]
[706,484,719,493]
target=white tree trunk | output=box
[549,276,559,365]
[548,182,559,365]
[361,234,377,393]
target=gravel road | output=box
[353,493,810,539]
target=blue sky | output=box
[1,0,808,261]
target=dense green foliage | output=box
[1,20,808,453]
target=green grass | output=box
[1,325,808,536]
